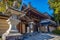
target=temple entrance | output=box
[34,24,38,32]
[17,21,40,34]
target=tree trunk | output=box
[57,20,59,26]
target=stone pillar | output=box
[2,15,21,40]
[27,27,30,33]
[7,18,20,33]
[28,22,35,33]
[45,25,48,32]
[45,25,49,32]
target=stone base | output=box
[8,33,22,36]
[2,33,22,40]
[6,35,22,40]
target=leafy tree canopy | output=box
[48,0,60,14]
[0,0,21,12]
[48,0,60,25]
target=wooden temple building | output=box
[0,4,56,36]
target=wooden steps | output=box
[0,19,9,36]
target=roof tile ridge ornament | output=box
[27,2,36,10]
[28,2,31,8]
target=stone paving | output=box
[23,32,60,40]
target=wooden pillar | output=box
[47,26,50,32]
[25,24,27,33]
[21,23,26,34]
[18,22,27,34]
[20,22,22,34]
[17,22,22,34]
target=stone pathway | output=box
[49,34,60,40]
[23,32,60,40]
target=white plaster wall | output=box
[49,26,56,32]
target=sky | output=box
[22,0,53,16]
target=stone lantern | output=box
[2,15,22,40]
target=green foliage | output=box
[48,0,60,25]
[0,1,6,12]
[52,29,60,35]
[48,0,60,14]
[53,13,60,21]
[7,0,21,8]
[0,0,21,12]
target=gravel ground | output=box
[1,32,60,40]
[22,32,60,40]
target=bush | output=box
[52,29,60,35]
[0,36,1,38]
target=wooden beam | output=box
[0,16,8,20]
[32,17,40,21]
